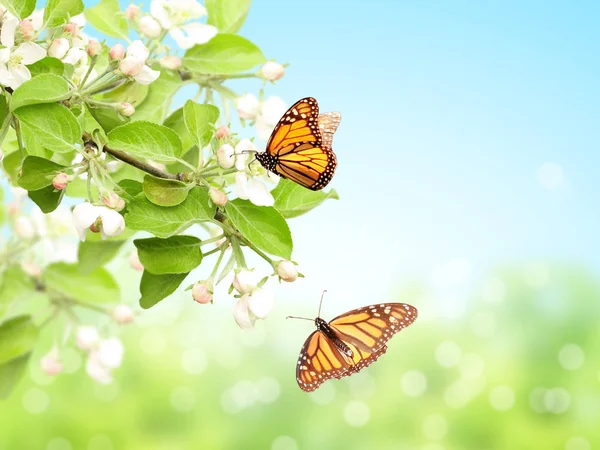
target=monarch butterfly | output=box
[288,293,418,392]
[255,97,340,191]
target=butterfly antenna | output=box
[286,316,313,321]
[317,290,327,318]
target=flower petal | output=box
[15,42,47,65]
[97,337,124,368]
[133,65,161,85]
[246,178,274,207]
[72,202,100,241]
[98,207,125,239]
[233,295,256,330]
[247,288,275,319]
[86,351,113,384]
[235,172,250,200]
[0,17,18,48]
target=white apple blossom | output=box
[234,138,254,171]
[233,269,261,294]
[86,351,113,384]
[233,288,276,329]
[216,143,235,168]
[76,326,100,350]
[235,172,274,207]
[48,38,70,59]
[15,216,36,239]
[0,17,46,89]
[255,96,287,141]
[159,55,182,70]
[72,202,125,241]
[170,22,217,49]
[119,40,160,85]
[40,346,63,376]
[233,295,255,330]
[151,0,207,29]
[97,338,124,368]
[140,16,162,38]
[235,93,260,119]
[70,13,86,27]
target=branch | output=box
[83,132,185,181]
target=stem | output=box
[230,235,247,269]
[103,145,184,180]
[209,243,228,280]
[202,246,223,257]
[80,55,100,88]
[14,118,25,164]
[241,236,276,269]
[201,234,225,246]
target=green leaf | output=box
[133,69,181,123]
[139,271,189,309]
[118,179,144,198]
[10,74,71,111]
[0,0,35,19]
[27,57,66,77]
[134,236,202,274]
[1,151,22,184]
[14,104,81,153]
[21,126,52,158]
[164,108,194,152]
[28,185,65,213]
[88,106,127,133]
[143,175,193,207]
[99,80,149,105]
[44,0,84,27]
[166,147,199,174]
[226,199,293,259]
[183,101,219,149]
[272,179,340,218]
[65,177,99,199]
[18,156,66,191]
[183,34,266,75]
[206,0,251,33]
[84,0,129,39]
[78,240,127,275]
[0,315,39,364]
[0,353,31,399]
[107,121,183,163]
[0,266,36,318]
[125,187,215,238]
[43,263,120,305]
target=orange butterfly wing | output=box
[258,97,338,191]
[296,303,418,392]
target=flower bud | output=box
[261,61,285,81]
[109,43,125,60]
[159,55,182,70]
[41,347,63,376]
[48,38,70,59]
[97,338,124,368]
[209,188,228,206]
[128,249,144,271]
[87,39,102,57]
[64,22,80,35]
[216,144,235,169]
[215,126,230,139]
[21,261,41,277]
[233,295,255,330]
[119,58,143,76]
[125,4,140,19]
[233,269,261,294]
[15,216,36,239]
[118,102,135,117]
[19,19,34,40]
[140,16,161,38]
[52,172,68,190]
[192,282,212,304]
[235,93,259,119]
[247,288,275,319]
[112,304,135,324]
[277,260,298,282]
[76,326,100,350]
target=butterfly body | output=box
[256,97,340,191]
[296,303,418,392]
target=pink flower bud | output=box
[119,57,143,76]
[118,102,135,117]
[128,249,144,271]
[192,283,212,304]
[277,260,298,282]
[64,22,80,35]
[261,61,285,81]
[48,38,70,59]
[112,304,135,324]
[52,172,68,190]
[21,261,41,277]
[215,126,230,139]
[102,192,125,211]
[209,188,228,206]
[19,19,34,40]
[109,43,125,61]
[159,55,182,70]
[216,144,235,169]
[125,4,140,19]
[140,16,161,38]
[41,347,63,376]
[87,39,102,57]
[76,326,100,350]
